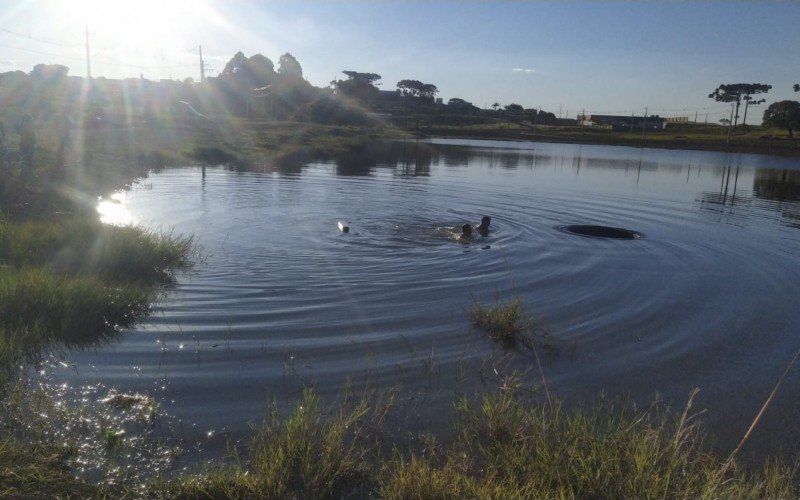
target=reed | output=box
[0,217,194,284]
[153,389,372,498]
[0,267,153,370]
[0,438,108,498]
[149,389,798,499]
[378,391,798,499]
[469,298,525,344]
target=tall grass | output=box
[378,391,798,499]
[0,438,108,498]
[0,267,153,370]
[470,298,525,344]
[0,216,193,379]
[0,217,194,284]
[153,389,372,498]
[147,389,798,499]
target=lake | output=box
[57,138,800,462]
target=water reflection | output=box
[75,138,800,464]
[753,169,800,228]
[96,191,135,226]
[194,139,800,231]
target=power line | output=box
[0,27,76,48]
[0,40,195,73]
[93,53,195,70]
[0,41,85,62]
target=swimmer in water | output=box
[459,216,490,241]
[476,216,491,236]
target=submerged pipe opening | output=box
[560,225,642,240]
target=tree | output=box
[708,83,772,127]
[539,111,556,124]
[220,52,276,88]
[492,102,500,111]
[341,71,381,86]
[794,84,799,92]
[335,71,381,101]
[447,98,477,113]
[504,103,524,122]
[419,83,438,101]
[762,100,800,137]
[396,79,438,101]
[30,64,69,81]
[397,79,423,97]
[278,53,303,79]
[214,52,278,116]
[742,96,765,126]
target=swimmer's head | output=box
[461,223,473,237]
[480,216,491,228]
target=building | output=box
[665,116,689,124]
[577,113,666,131]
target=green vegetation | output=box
[0,438,107,498]
[417,121,800,157]
[1,51,799,497]
[470,298,526,344]
[0,217,193,371]
[0,218,192,282]
[0,268,150,367]
[763,100,800,138]
[152,390,372,498]
[377,391,797,499]
[708,83,772,127]
[147,390,800,498]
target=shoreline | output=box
[2,120,800,497]
[415,126,800,158]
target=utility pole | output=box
[641,107,648,140]
[704,113,708,124]
[85,26,91,79]
[199,45,206,83]
[558,103,562,119]
[629,111,634,133]
[694,111,698,123]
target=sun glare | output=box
[40,0,219,78]
[70,0,197,38]
[96,192,136,226]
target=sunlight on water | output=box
[97,191,136,226]
[62,139,800,461]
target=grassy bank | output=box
[0,214,194,495]
[146,389,797,499]
[3,384,797,498]
[0,217,193,371]
[418,122,800,157]
[2,114,799,496]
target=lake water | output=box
[59,138,800,462]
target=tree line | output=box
[709,81,800,137]
[1,53,797,136]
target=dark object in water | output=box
[477,215,491,236]
[561,225,641,240]
[338,221,350,233]
[461,223,473,238]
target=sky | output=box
[1,0,799,122]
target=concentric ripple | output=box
[51,139,800,460]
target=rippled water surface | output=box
[67,139,800,460]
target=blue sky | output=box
[1,0,798,121]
